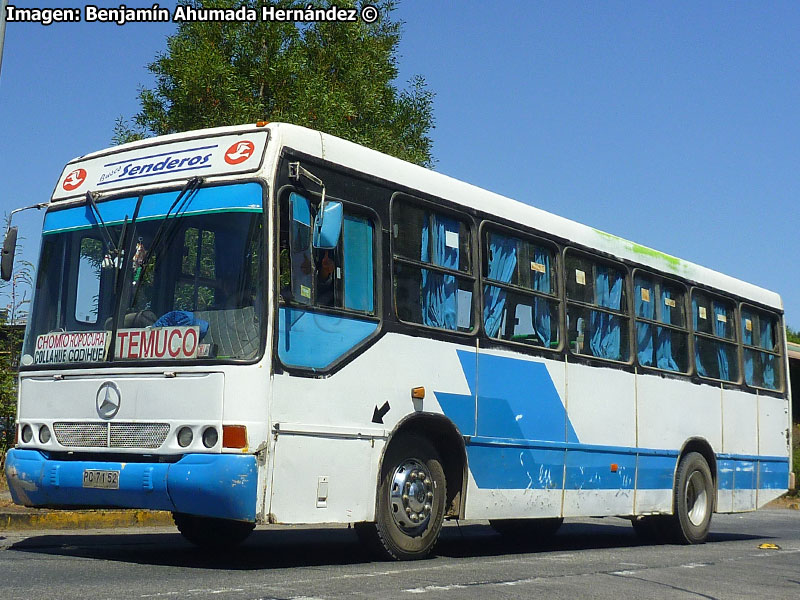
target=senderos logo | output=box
[63,168,87,191]
[224,141,255,165]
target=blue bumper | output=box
[4,449,258,522]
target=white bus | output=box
[3,122,792,559]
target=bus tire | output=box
[668,452,714,544]
[490,517,563,542]
[361,434,447,560]
[173,512,255,549]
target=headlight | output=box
[202,427,218,448]
[21,424,33,443]
[177,426,193,448]
[39,425,51,443]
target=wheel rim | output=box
[685,470,709,527]
[389,458,434,534]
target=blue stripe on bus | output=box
[435,350,789,492]
[759,459,790,489]
[467,444,564,490]
[43,183,263,234]
[718,459,734,490]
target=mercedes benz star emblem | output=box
[96,381,121,419]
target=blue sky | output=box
[1,1,799,328]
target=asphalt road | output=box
[1,510,799,600]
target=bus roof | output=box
[53,122,783,311]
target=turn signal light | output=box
[256,121,269,127]
[411,387,425,399]
[223,425,247,449]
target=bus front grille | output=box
[53,422,170,449]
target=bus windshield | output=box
[22,182,265,367]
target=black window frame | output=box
[563,248,633,365]
[690,288,741,385]
[739,302,784,392]
[478,221,563,353]
[389,192,477,336]
[632,269,691,375]
[277,184,382,321]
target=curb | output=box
[0,509,174,531]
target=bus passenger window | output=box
[565,252,629,362]
[634,274,689,373]
[392,197,473,332]
[692,292,738,383]
[482,230,560,348]
[741,307,781,390]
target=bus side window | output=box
[392,197,474,332]
[282,192,376,314]
[565,251,629,362]
[692,291,738,383]
[634,273,689,373]
[741,307,781,390]
[482,229,560,348]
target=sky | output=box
[1,1,799,328]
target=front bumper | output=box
[4,449,258,522]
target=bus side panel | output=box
[722,388,759,512]
[563,363,636,517]
[461,349,566,520]
[268,334,473,524]
[756,394,791,508]
[268,434,382,524]
[635,376,721,514]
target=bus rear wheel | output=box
[358,434,447,560]
[173,512,255,549]
[667,452,714,544]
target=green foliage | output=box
[0,325,23,452]
[115,0,435,167]
[786,326,800,345]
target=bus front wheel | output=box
[668,452,714,544]
[173,512,255,549]
[358,434,447,560]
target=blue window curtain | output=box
[656,288,680,371]
[693,297,706,376]
[421,214,459,329]
[760,316,776,388]
[532,246,552,346]
[589,266,624,359]
[742,309,755,384]
[483,233,517,337]
[635,278,654,366]
[342,215,374,312]
[713,302,730,381]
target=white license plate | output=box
[82,469,120,489]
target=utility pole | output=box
[0,0,8,80]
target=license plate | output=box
[82,469,120,489]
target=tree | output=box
[115,0,435,167]
[787,326,800,345]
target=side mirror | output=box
[1,226,18,281]
[312,201,343,249]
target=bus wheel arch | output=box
[677,437,718,509]
[667,438,717,544]
[382,413,467,520]
[356,414,467,560]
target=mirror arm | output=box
[288,162,326,213]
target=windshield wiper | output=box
[127,176,203,307]
[85,191,122,264]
